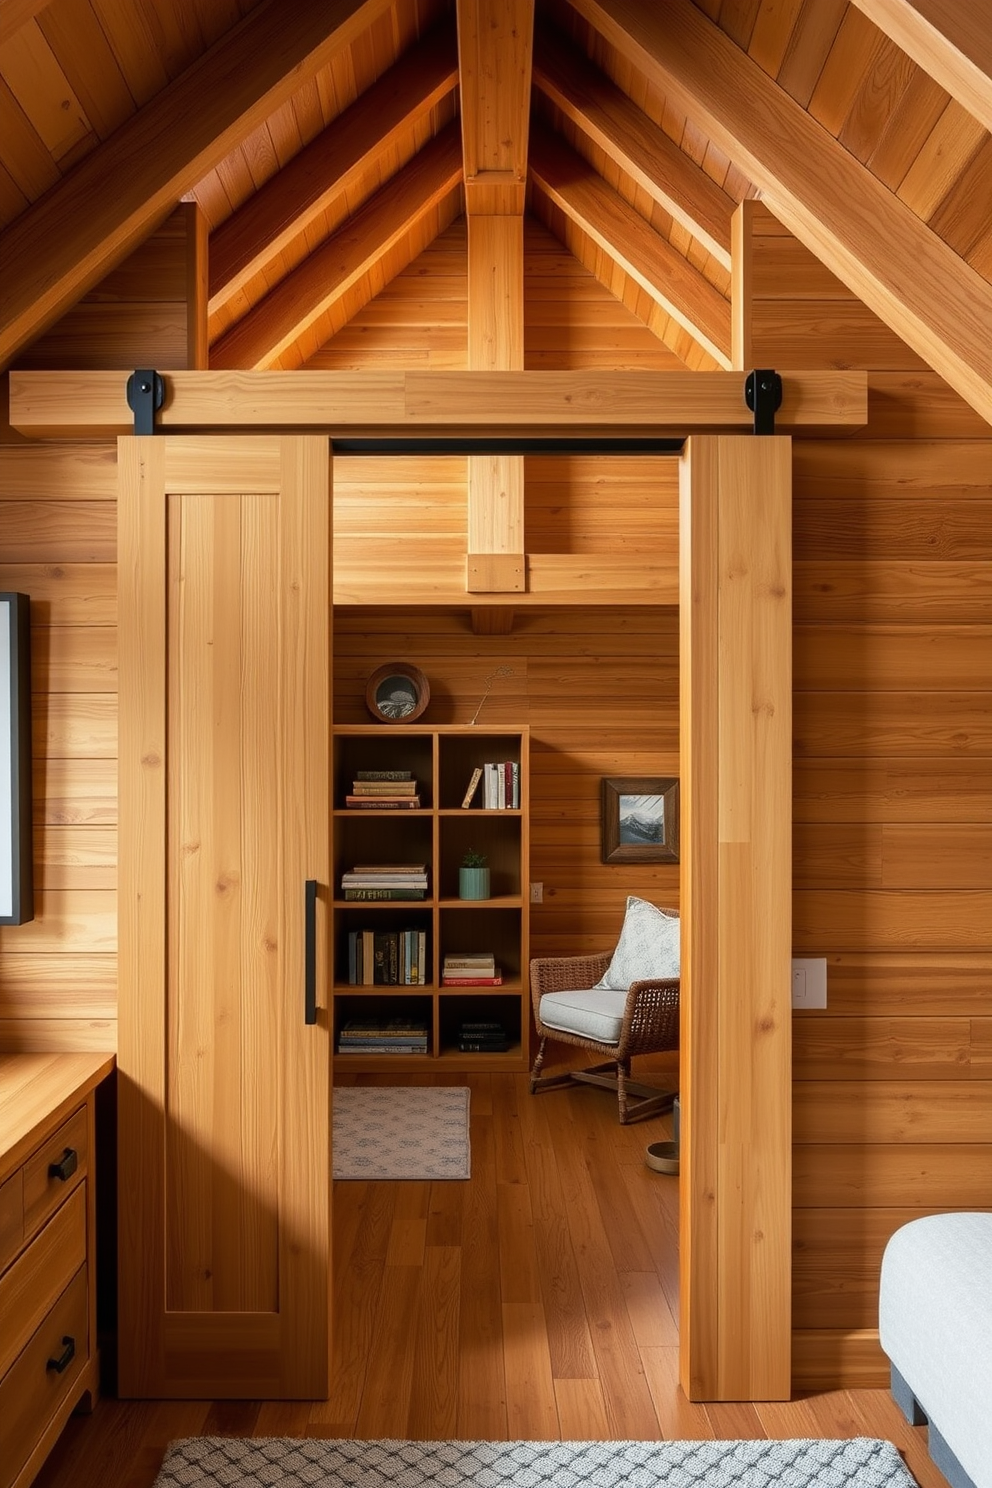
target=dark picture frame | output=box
[601,776,680,864]
[1,593,34,925]
[365,662,430,724]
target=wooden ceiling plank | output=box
[747,0,805,79]
[808,6,887,136]
[1,19,92,161]
[0,0,48,48]
[532,22,734,269]
[0,76,60,200]
[0,0,395,369]
[208,23,458,312]
[210,126,463,369]
[569,0,992,423]
[867,67,950,189]
[848,0,992,136]
[529,123,732,367]
[37,0,136,142]
[456,0,535,212]
[895,97,987,218]
[774,0,847,107]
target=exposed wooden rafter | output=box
[568,0,992,425]
[849,0,992,135]
[529,123,733,369]
[532,22,733,271]
[456,0,535,214]
[0,0,393,369]
[208,25,459,315]
[210,126,463,370]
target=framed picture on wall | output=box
[601,776,680,864]
[1,593,33,925]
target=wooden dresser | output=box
[0,1053,114,1488]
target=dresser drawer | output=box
[21,1108,87,1244]
[0,1264,88,1488]
[0,1170,22,1273]
[0,1184,86,1379]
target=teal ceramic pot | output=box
[458,866,490,900]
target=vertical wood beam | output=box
[731,201,756,372]
[679,434,793,1401]
[465,183,526,589]
[456,0,535,215]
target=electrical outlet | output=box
[791,957,827,1009]
[530,882,543,903]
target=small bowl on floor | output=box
[645,1140,679,1175]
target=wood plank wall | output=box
[740,205,992,1389]
[0,207,208,1051]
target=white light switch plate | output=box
[792,957,827,1009]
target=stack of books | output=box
[348,927,428,985]
[341,863,428,901]
[458,1019,510,1053]
[441,952,502,986]
[345,769,421,809]
[337,1017,429,1055]
[461,762,519,809]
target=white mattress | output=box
[879,1212,992,1488]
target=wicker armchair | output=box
[529,949,680,1124]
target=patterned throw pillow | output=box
[595,895,680,990]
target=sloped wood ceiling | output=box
[1,0,991,415]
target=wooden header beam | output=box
[8,369,866,439]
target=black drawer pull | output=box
[49,1148,78,1182]
[47,1336,76,1374]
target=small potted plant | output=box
[458,848,490,900]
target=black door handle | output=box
[49,1149,78,1182]
[305,879,317,1025]
[47,1336,76,1374]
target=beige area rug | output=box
[332,1085,470,1180]
[153,1436,921,1487]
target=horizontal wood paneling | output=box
[744,203,992,1386]
[793,822,992,889]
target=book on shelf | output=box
[459,1039,511,1053]
[479,760,519,809]
[349,780,418,796]
[354,770,413,781]
[457,1018,510,1053]
[344,795,421,809]
[344,888,426,901]
[442,973,503,986]
[338,1016,429,1054]
[443,952,496,972]
[347,927,427,984]
[351,863,428,874]
[341,871,428,887]
[461,766,483,808]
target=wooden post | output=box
[679,433,793,1400]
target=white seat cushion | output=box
[538,987,627,1045]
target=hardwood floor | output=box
[34,1069,948,1488]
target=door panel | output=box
[118,436,331,1398]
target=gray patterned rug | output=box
[333,1086,470,1180]
[153,1436,920,1488]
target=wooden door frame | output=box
[11,368,865,1401]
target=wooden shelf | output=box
[331,726,530,1072]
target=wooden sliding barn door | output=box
[117,436,331,1398]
